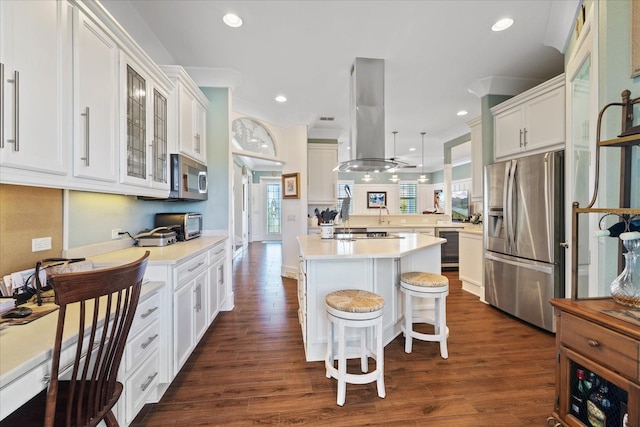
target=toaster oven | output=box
[154,213,202,241]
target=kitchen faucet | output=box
[378,205,390,224]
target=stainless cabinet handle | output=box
[560,241,569,248]
[80,106,90,165]
[1,63,4,148]
[587,339,600,347]
[188,261,205,272]
[195,133,200,153]
[140,306,159,319]
[6,70,19,151]
[140,372,158,391]
[519,129,523,147]
[194,284,201,310]
[140,333,159,349]
[523,128,528,147]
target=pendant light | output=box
[389,131,400,182]
[418,132,428,183]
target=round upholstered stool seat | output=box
[325,289,386,406]
[399,272,449,358]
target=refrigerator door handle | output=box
[502,162,511,251]
[485,252,553,275]
[507,160,517,252]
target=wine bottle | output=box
[587,379,614,427]
[571,368,587,421]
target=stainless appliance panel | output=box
[169,154,208,201]
[484,162,509,254]
[511,152,563,263]
[484,252,558,332]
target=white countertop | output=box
[310,223,466,231]
[458,227,483,236]
[297,232,445,260]
[89,236,227,267]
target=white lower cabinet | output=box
[115,283,163,426]
[173,279,196,372]
[208,242,226,322]
[297,256,307,344]
[458,231,484,300]
[172,252,207,374]
[193,270,209,343]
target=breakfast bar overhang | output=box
[297,233,446,362]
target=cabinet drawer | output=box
[209,243,225,264]
[125,351,160,424]
[175,252,208,288]
[560,312,639,380]
[125,319,160,373]
[129,291,160,337]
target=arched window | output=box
[232,118,277,157]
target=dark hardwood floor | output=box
[132,241,556,426]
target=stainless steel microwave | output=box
[169,154,208,201]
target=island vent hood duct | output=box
[333,58,406,172]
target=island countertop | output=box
[297,233,445,260]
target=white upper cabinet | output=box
[0,0,71,177]
[73,8,119,182]
[492,74,565,160]
[120,53,171,193]
[307,143,338,204]
[467,116,483,202]
[162,66,209,164]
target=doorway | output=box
[251,177,282,241]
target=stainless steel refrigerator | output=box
[484,150,564,332]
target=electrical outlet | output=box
[32,237,52,252]
[111,229,122,240]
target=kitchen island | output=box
[297,233,445,361]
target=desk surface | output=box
[0,281,164,419]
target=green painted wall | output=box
[201,87,231,230]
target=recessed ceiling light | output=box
[223,13,243,28]
[409,147,416,152]
[275,95,287,103]
[457,110,468,116]
[492,18,514,32]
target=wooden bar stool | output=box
[325,289,385,406]
[400,272,449,358]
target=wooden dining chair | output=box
[0,251,149,427]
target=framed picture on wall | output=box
[367,191,387,208]
[282,173,300,199]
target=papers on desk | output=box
[1,267,47,297]
[0,297,15,314]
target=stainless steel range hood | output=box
[334,58,405,172]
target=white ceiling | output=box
[111,0,577,172]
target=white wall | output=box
[336,180,469,216]
[232,113,307,278]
